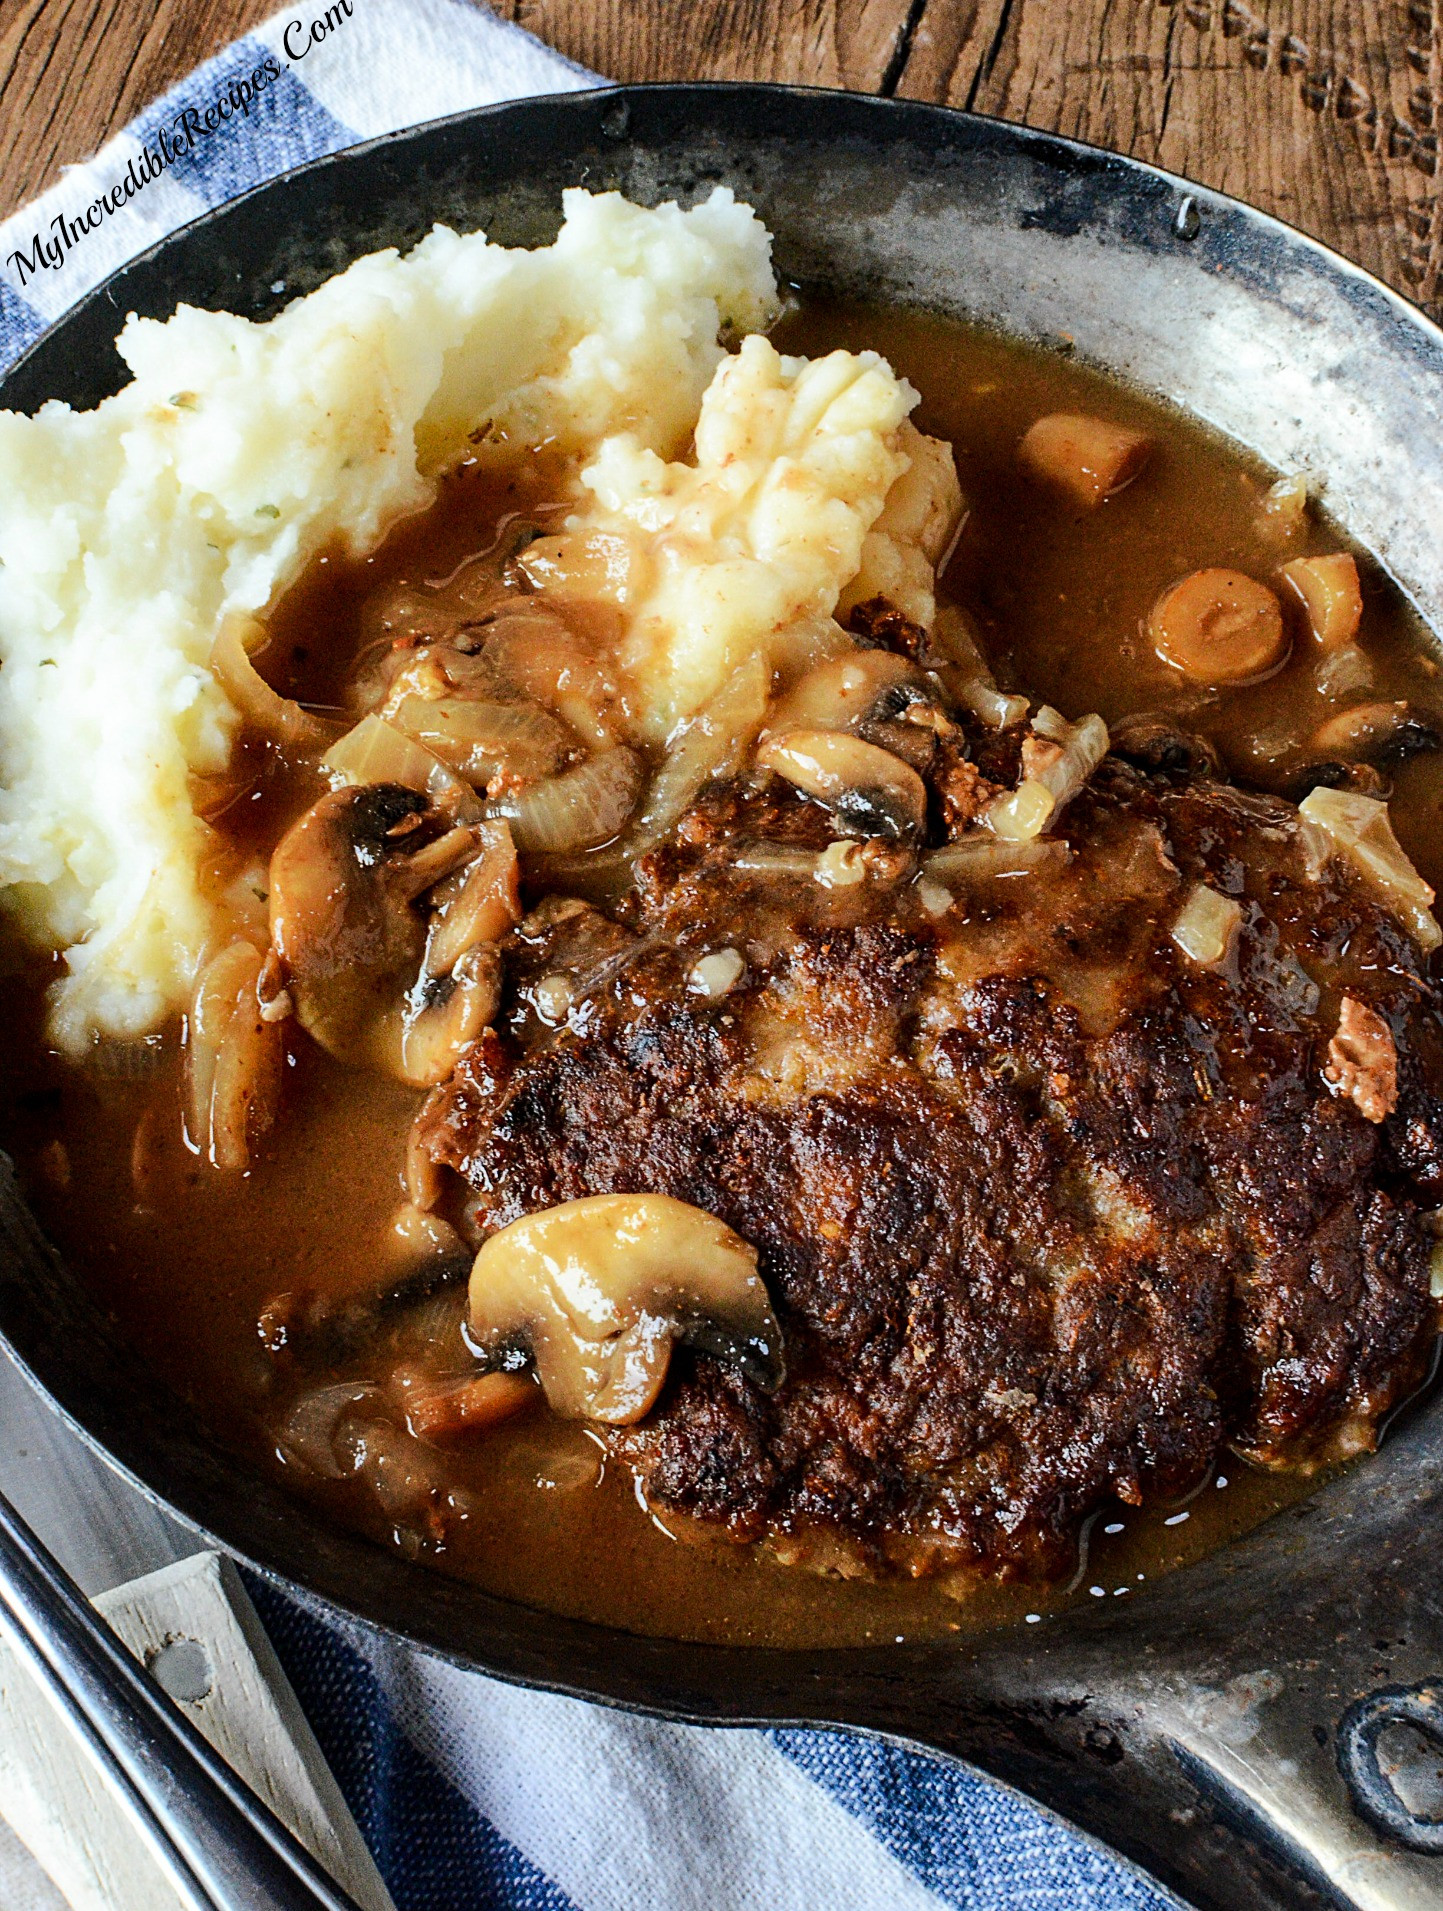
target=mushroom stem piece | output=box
[468,1193,784,1425]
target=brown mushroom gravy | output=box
[4,298,1442,1648]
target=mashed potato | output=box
[0,190,776,1048]
[0,187,956,1052]
[572,336,916,741]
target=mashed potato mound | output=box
[576,336,917,741]
[0,186,958,1053]
[0,189,776,1048]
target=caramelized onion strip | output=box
[210,614,333,752]
[931,607,1029,731]
[989,709,1108,842]
[186,939,282,1172]
[635,654,771,845]
[489,747,642,852]
[922,838,1071,882]
[322,714,484,823]
[1298,787,1441,952]
[389,695,571,785]
[1171,884,1242,967]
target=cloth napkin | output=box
[0,6,1183,1906]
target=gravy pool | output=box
[4,299,1439,1647]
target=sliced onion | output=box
[922,838,1071,882]
[931,606,1029,731]
[210,614,333,751]
[1259,472,1308,533]
[186,939,282,1172]
[389,695,571,784]
[279,1382,382,1479]
[1298,786,1441,951]
[1315,643,1374,700]
[322,714,483,822]
[989,710,1108,842]
[1030,705,1073,744]
[635,654,771,844]
[965,679,1030,730]
[731,842,823,878]
[490,748,642,851]
[481,613,623,749]
[1170,884,1242,967]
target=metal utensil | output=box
[4,83,1443,1911]
[0,1481,366,1911]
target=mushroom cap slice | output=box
[468,1192,784,1425]
[756,727,927,841]
[271,783,427,1072]
[271,782,484,1079]
[766,650,921,734]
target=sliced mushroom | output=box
[404,1116,445,1212]
[1108,711,1222,779]
[766,651,922,734]
[1279,553,1362,651]
[768,649,953,777]
[422,820,521,977]
[756,728,927,841]
[1309,700,1439,765]
[468,1193,784,1425]
[1148,569,1287,684]
[1283,760,1388,805]
[269,784,484,1080]
[845,597,929,660]
[1018,413,1151,508]
[401,944,503,1088]
[389,1199,467,1268]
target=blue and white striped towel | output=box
[0,5,1183,1905]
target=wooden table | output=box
[2,0,1438,318]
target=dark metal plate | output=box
[5,85,1443,1911]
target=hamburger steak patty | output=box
[419,748,1443,1582]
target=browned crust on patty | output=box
[420,757,1443,1581]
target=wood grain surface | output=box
[1,0,1439,319]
